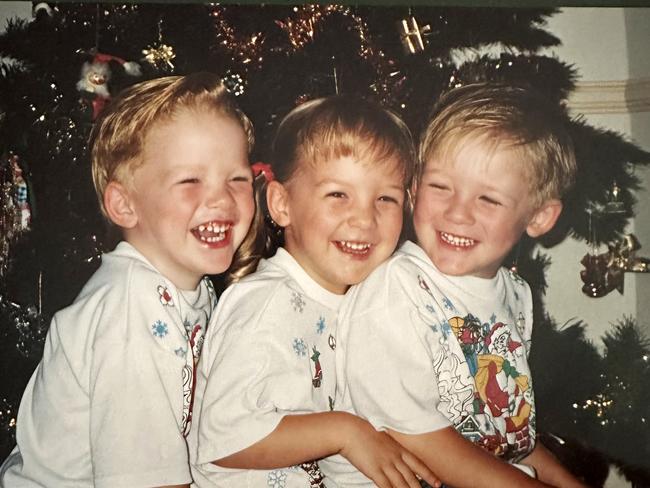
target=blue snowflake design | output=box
[490,313,497,325]
[442,296,455,311]
[175,346,187,357]
[293,338,307,357]
[267,469,287,488]
[291,292,306,312]
[425,304,437,315]
[316,317,326,334]
[151,320,168,338]
[440,320,452,338]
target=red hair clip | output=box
[251,162,274,182]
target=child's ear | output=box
[266,180,291,227]
[526,199,563,238]
[104,181,138,229]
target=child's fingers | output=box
[401,451,441,488]
[381,464,417,488]
[392,460,428,488]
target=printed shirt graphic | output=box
[323,241,535,486]
[155,277,216,436]
[189,248,341,488]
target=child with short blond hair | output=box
[0,72,256,488]
[325,83,588,487]
[189,95,438,488]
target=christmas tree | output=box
[1,4,649,485]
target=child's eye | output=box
[179,177,200,184]
[231,175,252,183]
[378,195,400,204]
[480,195,502,206]
[428,182,449,191]
[326,191,346,198]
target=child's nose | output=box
[348,202,374,229]
[206,182,235,209]
[443,195,474,225]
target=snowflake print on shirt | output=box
[151,320,168,338]
[267,469,287,488]
[316,317,325,334]
[291,291,306,312]
[293,338,307,356]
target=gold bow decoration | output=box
[398,16,430,54]
[580,234,649,297]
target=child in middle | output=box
[189,95,439,488]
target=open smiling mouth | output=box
[334,240,372,255]
[191,221,232,244]
[440,231,476,248]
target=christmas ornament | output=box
[76,52,142,120]
[607,234,649,273]
[580,234,649,297]
[580,252,621,298]
[142,19,176,72]
[603,180,626,214]
[398,16,430,54]
[1,154,31,277]
[142,43,176,71]
[221,72,245,97]
[10,155,31,231]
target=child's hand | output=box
[340,415,441,488]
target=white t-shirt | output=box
[321,241,536,486]
[0,241,216,487]
[189,248,342,488]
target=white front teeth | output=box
[440,232,475,247]
[197,223,230,233]
[338,241,371,251]
[195,222,231,243]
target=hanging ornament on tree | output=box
[221,72,245,97]
[603,180,626,214]
[581,234,649,297]
[76,52,142,120]
[10,154,31,231]
[1,154,31,278]
[580,207,619,297]
[607,234,650,273]
[398,15,430,54]
[142,19,176,72]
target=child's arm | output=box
[216,411,440,488]
[388,427,553,488]
[520,443,589,488]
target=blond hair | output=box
[90,72,254,218]
[227,95,416,284]
[419,83,576,207]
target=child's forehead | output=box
[424,132,525,173]
[308,142,408,179]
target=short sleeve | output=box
[344,264,452,434]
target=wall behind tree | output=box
[542,7,650,348]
